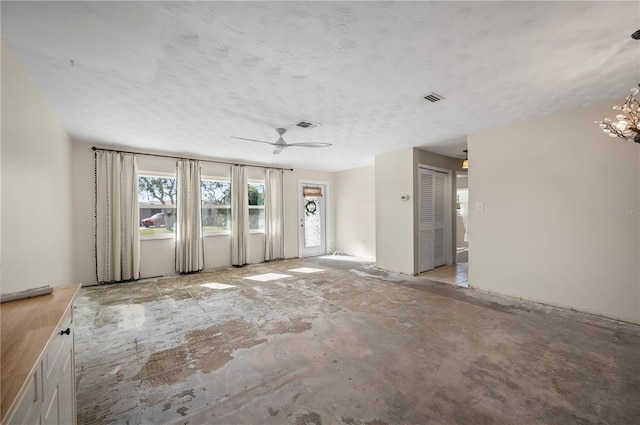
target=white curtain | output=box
[264,168,284,261]
[231,165,248,266]
[95,151,140,283]
[176,159,204,273]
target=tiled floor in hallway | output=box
[419,262,469,287]
[74,257,640,425]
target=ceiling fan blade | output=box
[286,142,332,148]
[230,136,276,146]
[232,129,330,153]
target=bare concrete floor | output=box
[74,257,640,425]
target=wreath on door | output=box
[305,199,317,216]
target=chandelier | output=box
[595,84,640,143]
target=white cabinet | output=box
[41,308,75,425]
[2,286,78,425]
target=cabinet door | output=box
[43,324,74,425]
[42,381,60,425]
[8,365,42,425]
[58,342,75,425]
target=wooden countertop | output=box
[1,283,81,423]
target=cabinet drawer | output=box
[8,364,42,425]
[42,307,73,397]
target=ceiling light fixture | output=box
[595,84,640,143]
[462,150,468,169]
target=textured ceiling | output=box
[2,1,639,172]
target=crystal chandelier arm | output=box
[599,121,631,139]
[596,84,640,143]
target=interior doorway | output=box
[298,181,328,257]
[456,171,469,263]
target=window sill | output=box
[140,234,175,241]
[141,231,264,239]
[202,230,264,237]
[204,232,231,238]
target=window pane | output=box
[303,197,321,248]
[202,206,231,233]
[202,180,231,205]
[249,183,265,230]
[249,207,265,230]
[202,180,231,234]
[138,176,177,238]
[248,183,264,206]
[456,188,469,216]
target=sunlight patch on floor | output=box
[200,282,235,290]
[318,254,371,263]
[243,273,292,282]
[288,268,324,274]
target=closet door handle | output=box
[60,328,71,336]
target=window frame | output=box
[201,176,232,237]
[138,171,177,241]
[248,180,265,234]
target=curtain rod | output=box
[91,146,294,172]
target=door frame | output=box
[417,164,453,272]
[298,179,331,257]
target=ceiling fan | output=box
[231,128,332,155]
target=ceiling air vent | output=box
[423,92,444,103]
[295,120,320,129]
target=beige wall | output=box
[375,147,463,274]
[1,42,74,292]
[71,143,95,285]
[469,100,640,324]
[72,142,334,284]
[375,148,414,274]
[335,165,375,260]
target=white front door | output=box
[299,181,327,257]
[418,166,450,272]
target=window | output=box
[457,188,468,216]
[248,182,265,231]
[201,179,231,235]
[138,175,177,239]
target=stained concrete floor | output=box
[74,257,640,425]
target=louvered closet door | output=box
[419,168,447,272]
[418,169,435,272]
